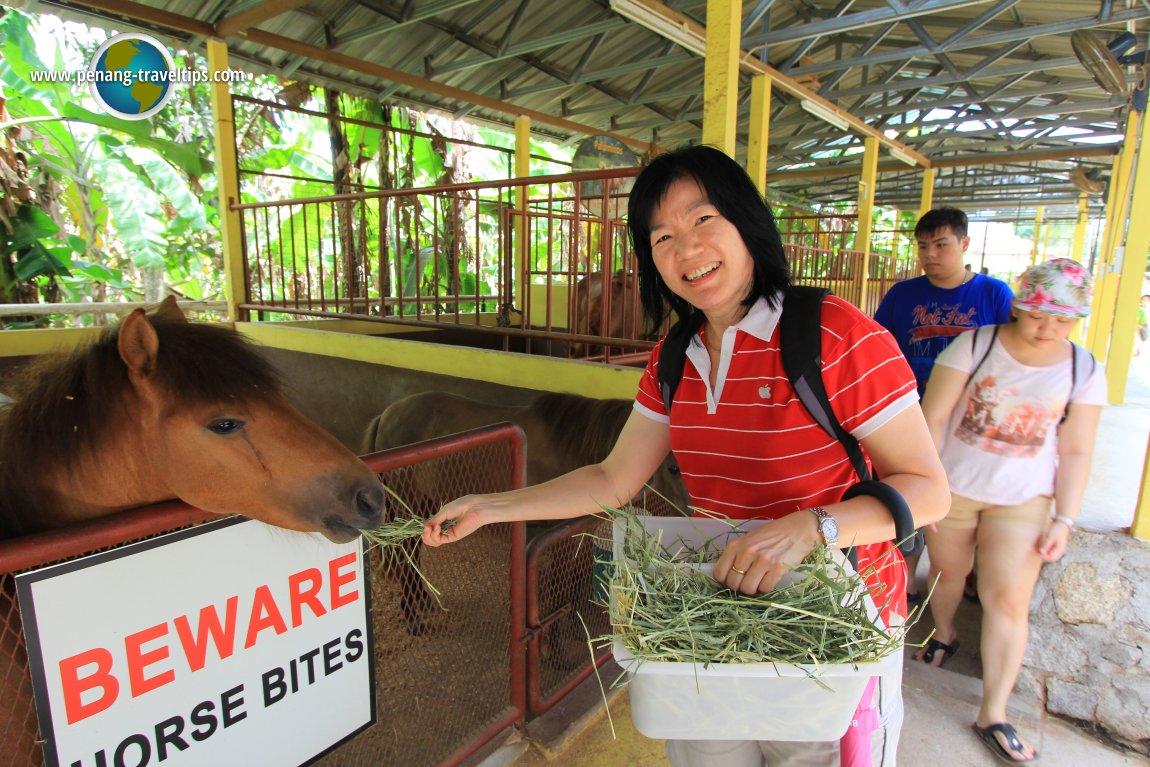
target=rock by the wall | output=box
[1028,529,1150,750]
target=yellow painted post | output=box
[1087,154,1123,354]
[514,116,531,312]
[747,74,771,194]
[1106,107,1150,405]
[701,0,741,154]
[1134,441,1150,541]
[1089,113,1140,361]
[917,168,935,222]
[206,39,244,321]
[856,137,879,309]
[1072,193,1089,262]
[1030,206,1044,266]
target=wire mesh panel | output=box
[525,490,683,715]
[317,423,527,767]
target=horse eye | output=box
[208,419,244,435]
[669,464,681,475]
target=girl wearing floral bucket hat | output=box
[917,257,1105,764]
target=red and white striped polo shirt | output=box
[634,293,919,617]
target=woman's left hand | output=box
[713,511,820,593]
[1036,521,1071,563]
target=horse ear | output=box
[118,308,160,377]
[153,295,186,323]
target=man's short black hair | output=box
[915,207,968,240]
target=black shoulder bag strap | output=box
[966,324,1000,389]
[1060,342,1097,425]
[780,286,871,483]
[658,314,704,415]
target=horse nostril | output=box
[355,481,385,523]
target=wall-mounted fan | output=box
[1071,30,1150,111]
[1069,165,1107,195]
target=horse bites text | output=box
[59,552,361,727]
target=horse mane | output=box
[0,313,281,539]
[528,392,632,465]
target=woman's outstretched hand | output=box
[422,495,487,546]
[712,511,821,593]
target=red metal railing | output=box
[234,171,920,361]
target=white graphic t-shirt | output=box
[933,327,1107,506]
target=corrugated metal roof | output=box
[24,0,1149,215]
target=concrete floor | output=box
[475,354,1150,767]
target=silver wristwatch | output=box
[808,506,839,547]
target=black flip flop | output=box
[920,637,960,667]
[972,722,1038,764]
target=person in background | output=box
[917,258,1104,764]
[424,145,949,767]
[874,207,1014,602]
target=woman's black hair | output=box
[627,144,790,333]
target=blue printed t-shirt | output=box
[873,273,1013,396]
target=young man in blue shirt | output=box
[875,208,1014,397]
[875,207,1013,601]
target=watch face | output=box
[821,517,840,544]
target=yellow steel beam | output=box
[701,0,741,153]
[1089,113,1140,362]
[1134,444,1150,541]
[746,74,771,193]
[1071,193,1089,262]
[0,327,102,357]
[855,137,879,308]
[206,38,245,321]
[236,323,642,399]
[1106,108,1150,405]
[1087,153,1123,355]
[917,168,935,221]
[621,0,926,166]
[515,116,531,312]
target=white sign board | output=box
[16,517,374,767]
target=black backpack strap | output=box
[1060,343,1097,425]
[781,286,871,482]
[966,324,999,389]
[657,315,703,414]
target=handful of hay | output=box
[605,511,907,668]
[359,486,456,604]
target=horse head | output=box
[116,297,385,542]
[1,297,384,543]
[573,270,638,357]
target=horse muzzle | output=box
[320,477,386,542]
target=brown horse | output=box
[572,269,655,358]
[361,390,689,633]
[0,296,385,542]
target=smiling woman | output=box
[0,296,385,542]
[421,145,950,767]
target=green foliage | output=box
[2,9,574,326]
